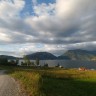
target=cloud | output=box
[0,0,25,18]
[0,0,96,56]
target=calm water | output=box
[18,60,96,69]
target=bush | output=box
[44,63,49,67]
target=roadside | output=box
[0,70,27,96]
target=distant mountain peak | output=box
[26,52,57,60]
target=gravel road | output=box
[0,70,25,96]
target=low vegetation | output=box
[1,66,96,96]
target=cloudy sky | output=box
[0,0,96,57]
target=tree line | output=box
[0,55,49,67]
[0,56,18,66]
[0,55,40,66]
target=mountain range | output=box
[0,49,96,61]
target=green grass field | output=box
[1,66,96,96]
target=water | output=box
[18,60,96,69]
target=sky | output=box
[0,0,96,57]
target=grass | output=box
[1,65,96,96]
[12,71,42,96]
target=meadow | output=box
[1,66,96,96]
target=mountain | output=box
[60,49,96,60]
[57,55,71,60]
[0,55,17,59]
[26,52,57,60]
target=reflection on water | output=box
[18,60,96,69]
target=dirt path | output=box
[0,70,25,96]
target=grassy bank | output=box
[12,71,42,96]
[1,66,96,96]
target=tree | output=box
[35,58,40,66]
[23,55,30,66]
[21,61,24,66]
[30,62,35,66]
[9,60,16,65]
[0,56,8,65]
[16,58,19,65]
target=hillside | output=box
[60,49,96,60]
[26,52,57,60]
[0,55,17,59]
[57,55,71,60]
